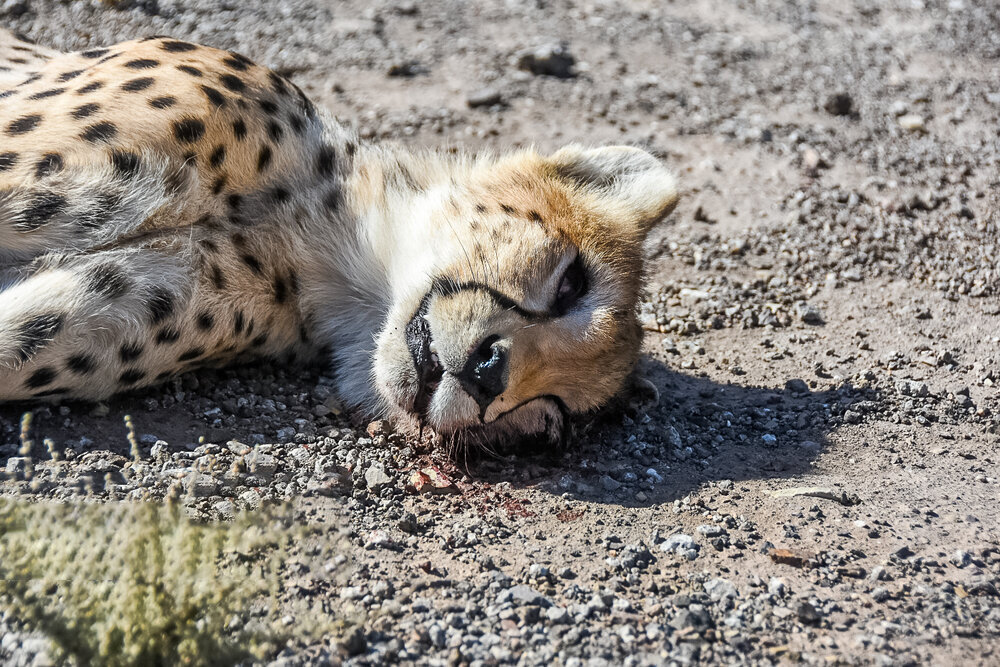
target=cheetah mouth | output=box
[404,294,443,419]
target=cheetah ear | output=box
[548,145,679,235]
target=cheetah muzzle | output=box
[0,30,678,447]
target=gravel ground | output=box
[1,0,999,665]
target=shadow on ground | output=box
[469,354,869,508]
[0,352,871,509]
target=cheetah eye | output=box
[554,255,587,315]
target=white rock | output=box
[898,114,926,132]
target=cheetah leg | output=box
[0,248,194,401]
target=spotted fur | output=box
[0,30,678,442]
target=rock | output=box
[529,563,551,579]
[824,92,853,116]
[696,524,724,538]
[659,533,699,560]
[615,543,654,570]
[951,550,971,568]
[785,378,810,394]
[239,489,261,510]
[341,627,367,656]
[5,457,30,479]
[214,499,237,519]
[599,475,621,492]
[796,302,824,324]
[797,601,822,625]
[890,100,909,116]
[507,584,549,607]
[693,204,717,224]
[408,466,458,494]
[768,578,787,596]
[386,60,423,77]
[898,114,926,132]
[896,380,929,397]
[670,607,712,632]
[363,530,396,550]
[397,512,418,534]
[768,486,861,506]
[466,87,503,108]
[704,578,738,602]
[186,473,218,498]
[226,440,251,456]
[769,548,811,568]
[802,148,828,174]
[666,426,683,449]
[428,624,446,648]
[275,427,296,441]
[871,587,890,602]
[288,447,311,465]
[249,452,278,479]
[306,477,345,498]
[516,43,575,78]
[364,463,392,489]
[546,606,570,624]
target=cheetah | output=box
[0,30,678,444]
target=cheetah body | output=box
[0,31,678,441]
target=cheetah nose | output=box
[457,335,508,413]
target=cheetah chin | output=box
[0,31,678,447]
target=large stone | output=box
[364,463,392,489]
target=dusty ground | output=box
[1,0,999,665]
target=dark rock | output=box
[466,88,503,108]
[341,627,367,656]
[824,92,854,116]
[387,60,424,77]
[797,601,822,625]
[785,378,810,394]
[516,43,575,78]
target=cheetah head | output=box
[372,145,678,447]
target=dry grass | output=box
[0,498,345,666]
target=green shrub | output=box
[0,499,342,666]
